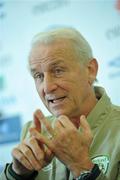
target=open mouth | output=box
[48,96,66,104]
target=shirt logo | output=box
[92,155,109,174]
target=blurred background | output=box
[0,0,120,172]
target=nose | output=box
[43,73,57,94]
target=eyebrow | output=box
[30,60,64,75]
[50,60,64,67]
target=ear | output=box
[87,58,98,85]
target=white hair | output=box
[31,27,93,64]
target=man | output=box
[1,27,120,180]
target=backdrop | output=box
[0,0,120,168]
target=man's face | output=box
[29,40,92,118]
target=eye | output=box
[54,68,64,76]
[34,73,44,82]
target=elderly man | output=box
[1,28,120,180]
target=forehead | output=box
[28,39,80,71]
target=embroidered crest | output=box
[92,155,109,174]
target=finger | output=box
[24,136,44,162]
[45,148,54,162]
[58,115,76,129]
[18,143,41,171]
[35,109,55,136]
[80,115,93,137]
[12,148,33,170]
[29,128,54,151]
[33,111,41,132]
[54,120,64,134]
[45,148,53,157]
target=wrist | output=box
[8,163,38,180]
[75,164,101,180]
[12,162,33,176]
[70,159,94,177]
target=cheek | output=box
[35,82,44,98]
[58,81,70,92]
[70,78,89,97]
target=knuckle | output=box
[11,148,18,156]
[24,148,30,156]
[71,128,77,134]
[66,128,76,136]
[38,154,44,161]
[36,148,44,160]
[12,147,17,152]
[12,145,21,154]
[29,136,36,144]
[19,153,24,162]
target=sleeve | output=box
[0,163,38,180]
[95,173,108,180]
[116,163,120,180]
[0,121,37,180]
[0,117,54,180]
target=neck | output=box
[70,95,98,129]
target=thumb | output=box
[80,115,89,131]
[80,115,93,144]
[80,115,92,136]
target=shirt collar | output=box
[87,86,112,129]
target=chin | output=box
[51,109,72,118]
[52,111,64,117]
[49,109,65,117]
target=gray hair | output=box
[31,27,93,64]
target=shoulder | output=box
[103,104,120,135]
[109,104,120,122]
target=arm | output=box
[0,111,53,180]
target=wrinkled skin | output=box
[29,40,98,120]
[12,111,53,175]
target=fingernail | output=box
[80,115,85,119]
[36,110,44,119]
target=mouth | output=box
[48,96,66,104]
